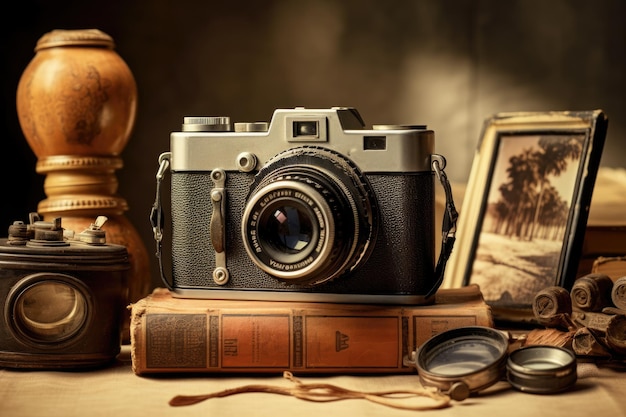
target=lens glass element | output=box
[243,180,328,277]
[424,338,505,376]
[261,205,313,254]
[13,280,88,343]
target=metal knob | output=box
[182,116,232,132]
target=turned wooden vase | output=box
[16,29,151,343]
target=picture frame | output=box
[444,110,608,323]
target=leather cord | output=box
[169,371,451,411]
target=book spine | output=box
[131,304,492,375]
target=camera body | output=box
[164,107,439,304]
[0,214,129,369]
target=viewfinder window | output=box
[286,116,327,142]
[364,136,387,150]
[293,121,319,137]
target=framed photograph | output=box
[444,110,608,323]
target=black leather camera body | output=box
[154,107,456,304]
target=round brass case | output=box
[506,345,577,394]
[416,326,510,400]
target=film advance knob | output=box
[182,116,232,132]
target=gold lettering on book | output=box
[224,339,238,356]
[335,331,349,351]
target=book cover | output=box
[129,285,493,375]
[577,226,626,277]
[591,256,626,281]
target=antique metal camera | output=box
[0,213,129,369]
[152,107,456,304]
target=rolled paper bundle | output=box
[610,276,626,311]
[571,310,613,332]
[572,327,611,357]
[533,286,572,328]
[605,314,626,355]
[570,273,614,312]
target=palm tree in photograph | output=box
[527,136,583,239]
[497,148,539,239]
[492,135,583,242]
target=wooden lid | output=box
[35,29,114,51]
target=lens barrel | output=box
[242,147,377,285]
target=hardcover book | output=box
[577,226,626,278]
[129,285,493,375]
[591,256,626,281]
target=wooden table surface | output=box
[1,345,625,417]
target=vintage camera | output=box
[0,213,129,369]
[153,107,454,304]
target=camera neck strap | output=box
[150,152,458,295]
[428,154,458,298]
[151,152,174,291]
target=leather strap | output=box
[168,371,451,410]
[427,154,458,297]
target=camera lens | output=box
[242,146,378,285]
[18,283,86,339]
[7,273,91,345]
[260,204,314,254]
[246,180,330,269]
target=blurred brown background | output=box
[2,0,624,289]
